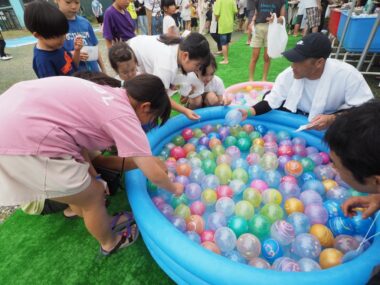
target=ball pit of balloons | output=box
[148,116,376,272]
[224,83,272,106]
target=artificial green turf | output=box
[0,34,300,285]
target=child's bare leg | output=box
[187,96,203,109]
[262,48,271,82]
[249,47,261,81]
[52,177,133,251]
[204,92,220,106]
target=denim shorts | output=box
[219,33,231,46]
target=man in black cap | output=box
[242,32,373,130]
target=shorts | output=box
[295,15,303,25]
[251,23,269,48]
[219,33,231,46]
[206,9,212,21]
[247,9,255,23]
[305,7,321,28]
[0,155,91,206]
[96,15,104,24]
[191,18,198,27]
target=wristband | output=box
[243,106,254,117]
[95,174,102,180]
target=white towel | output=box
[283,59,335,121]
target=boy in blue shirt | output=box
[24,0,83,78]
[56,0,106,73]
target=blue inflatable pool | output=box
[125,107,380,285]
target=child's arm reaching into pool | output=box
[133,156,184,196]
[342,195,380,219]
[171,98,201,120]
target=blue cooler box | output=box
[337,11,380,52]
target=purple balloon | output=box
[300,190,323,206]
[304,203,328,225]
[175,175,190,186]
[198,136,210,147]
[278,155,292,169]
[185,183,202,200]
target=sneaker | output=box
[1,55,12,61]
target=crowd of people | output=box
[0,0,377,265]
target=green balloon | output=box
[232,168,249,184]
[260,203,284,224]
[300,157,316,173]
[243,187,262,208]
[230,126,242,137]
[248,214,271,240]
[175,203,191,219]
[202,159,217,175]
[349,188,367,197]
[228,216,249,237]
[171,194,188,208]
[249,131,262,140]
[186,151,199,159]
[193,128,204,138]
[199,149,215,160]
[172,135,185,146]
[236,137,252,152]
[212,144,225,157]
[250,145,265,156]
[237,131,249,139]
[215,163,232,185]
[235,200,254,220]
[224,136,237,147]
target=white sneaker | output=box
[1,55,13,61]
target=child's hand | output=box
[308,114,336,130]
[184,108,201,120]
[237,106,255,121]
[80,51,89,61]
[74,36,83,51]
[172,182,184,196]
[342,195,380,219]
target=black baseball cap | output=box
[282,33,332,62]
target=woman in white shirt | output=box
[128,33,211,120]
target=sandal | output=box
[100,223,139,256]
[110,211,135,232]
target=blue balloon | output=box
[223,250,246,263]
[263,170,282,188]
[262,238,283,263]
[248,165,265,180]
[350,212,376,237]
[299,172,317,184]
[255,124,268,135]
[231,158,249,170]
[323,200,344,218]
[208,132,221,139]
[286,212,311,235]
[328,217,355,237]
[225,109,242,126]
[302,180,325,196]
[188,138,199,145]
[186,231,201,243]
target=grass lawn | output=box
[0,31,378,285]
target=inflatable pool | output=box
[125,107,380,285]
[224,82,273,106]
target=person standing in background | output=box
[91,0,104,31]
[245,0,255,45]
[213,0,237,64]
[197,0,208,34]
[135,0,148,34]
[303,0,321,35]
[248,0,286,81]
[0,28,12,61]
[127,0,138,32]
[103,0,136,48]
[150,0,163,35]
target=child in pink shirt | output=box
[0,74,183,255]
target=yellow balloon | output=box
[201,189,217,206]
[284,198,304,215]
[310,224,334,247]
[262,189,282,205]
[253,138,265,147]
[322,179,338,191]
[319,248,343,269]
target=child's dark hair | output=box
[159,33,210,65]
[108,42,137,73]
[324,99,380,183]
[73,71,122,87]
[125,74,171,127]
[161,0,176,11]
[24,0,68,38]
[200,53,216,76]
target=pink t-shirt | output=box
[0,76,152,161]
